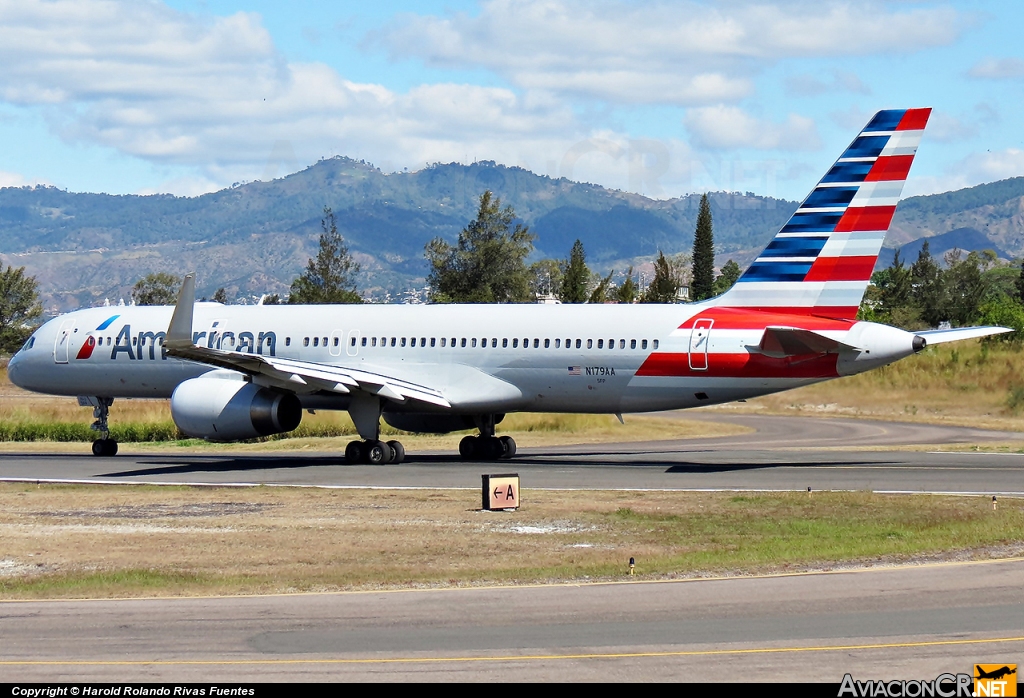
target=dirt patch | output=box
[32,502,278,519]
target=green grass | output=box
[0,569,216,597]
[596,492,1019,574]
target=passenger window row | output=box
[291,336,660,350]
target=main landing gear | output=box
[459,414,516,461]
[82,396,118,457]
[344,439,406,465]
[344,392,405,464]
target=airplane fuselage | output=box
[9,300,883,416]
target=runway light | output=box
[993,495,997,511]
[629,557,635,576]
[807,486,812,496]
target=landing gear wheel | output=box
[345,440,364,464]
[366,440,392,465]
[91,439,118,457]
[482,437,503,460]
[499,436,516,459]
[387,440,406,464]
[459,435,478,460]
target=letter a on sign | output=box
[482,474,520,511]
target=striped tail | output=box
[715,108,931,320]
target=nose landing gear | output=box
[81,396,118,457]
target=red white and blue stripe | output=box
[720,108,931,320]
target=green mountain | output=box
[889,177,1024,254]
[0,157,795,311]
[1,157,1022,312]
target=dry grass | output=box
[1,484,1021,599]
[708,340,1024,432]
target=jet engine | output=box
[171,372,302,441]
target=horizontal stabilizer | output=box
[916,326,1013,346]
[759,326,860,358]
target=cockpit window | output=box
[20,336,35,352]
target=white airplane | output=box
[6,107,1009,462]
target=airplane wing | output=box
[163,274,451,409]
[758,326,862,358]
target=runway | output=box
[1,414,1022,494]
[2,559,1022,681]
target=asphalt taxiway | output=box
[1,414,1022,494]
[2,559,1022,681]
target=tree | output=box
[615,266,638,303]
[879,248,912,314]
[560,239,590,303]
[425,191,535,303]
[132,272,180,306]
[588,270,614,304]
[0,265,43,354]
[1015,258,1024,305]
[529,259,561,298]
[943,249,986,326]
[212,288,228,304]
[691,193,715,301]
[641,251,681,303]
[712,259,741,296]
[910,240,943,327]
[289,207,362,304]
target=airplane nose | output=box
[6,350,26,388]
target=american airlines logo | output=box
[75,318,278,361]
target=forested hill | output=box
[0,158,796,310]
[1,157,1023,311]
[888,176,1024,254]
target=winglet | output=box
[166,272,196,349]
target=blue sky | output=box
[0,0,1021,201]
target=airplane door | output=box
[329,329,344,357]
[688,318,713,371]
[53,320,76,364]
[346,330,360,357]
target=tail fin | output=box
[716,108,931,320]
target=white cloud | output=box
[925,113,978,143]
[968,57,1024,80]
[902,148,1024,197]
[785,70,871,97]
[377,0,962,105]
[957,148,1024,182]
[0,170,29,188]
[0,0,590,191]
[684,106,821,151]
[0,170,50,188]
[135,175,222,198]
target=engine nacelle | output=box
[171,373,302,441]
[837,321,924,376]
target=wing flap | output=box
[759,326,861,358]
